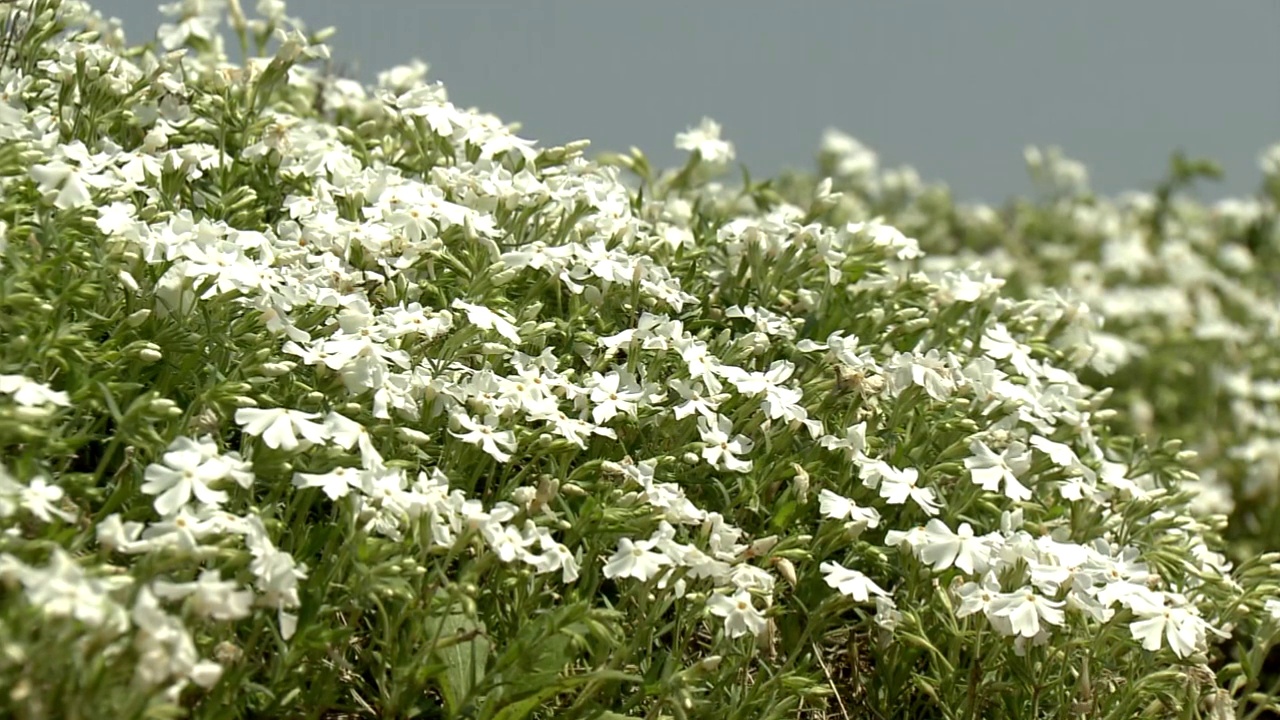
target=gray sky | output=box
[94,1,1280,203]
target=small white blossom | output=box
[821,560,888,602]
[234,407,328,452]
[603,537,672,582]
[706,589,766,638]
[450,413,518,463]
[675,117,734,164]
[698,414,754,473]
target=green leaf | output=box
[426,606,491,715]
[485,684,565,720]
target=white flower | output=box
[820,560,888,602]
[954,572,1002,620]
[131,587,214,689]
[523,528,581,584]
[141,436,235,516]
[706,589,766,638]
[0,375,71,407]
[152,569,254,621]
[244,517,307,640]
[818,422,868,463]
[12,548,130,632]
[988,587,1065,638]
[234,407,328,451]
[980,324,1039,378]
[603,537,672,582]
[821,128,878,178]
[698,414,754,473]
[874,596,902,634]
[323,411,384,470]
[450,413,518,463]
[292,466,365,500]
[889,349,953,401]
[668,377,725,421]
[917,519,992,574]
[588,371,644,425]
[30,159,95,209]
[867,461,941,515]
[1265,597,1280,623]
[451,298,521,343]
[884,525,928,552]
[1030,435,1095,480]
[675,117,735,165]
[1128,599,1208,658]
[965,440,1033,502]
[20,477,76,523]
[817,488,880,534]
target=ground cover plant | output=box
[2,1,1280,718]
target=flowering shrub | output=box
[1,1,1279,718]
[779,130,1280,568]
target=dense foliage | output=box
[1,2,1278,719]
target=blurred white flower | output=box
[675,117,735,165]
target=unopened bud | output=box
[397,427,431,444]
[696,654,723,672]
[148,398,179,415]
[124,308,151,327]
[749,535,779,557]
[791,463,810,503]
[258,361,295,377]
[118,270,140,293]
[772,557,798,588]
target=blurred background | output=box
[92,0,1280,203]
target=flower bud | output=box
[125,308,151,327]
[749,535,779,556]
[118,270,140,293]
[791,463,810,503]
[397,427,431,444]
[772,557,797,588]
[148,398,179,414]
[696,654,723,672]
[258,361,295,377]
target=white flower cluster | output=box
[0,0,1270,713]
